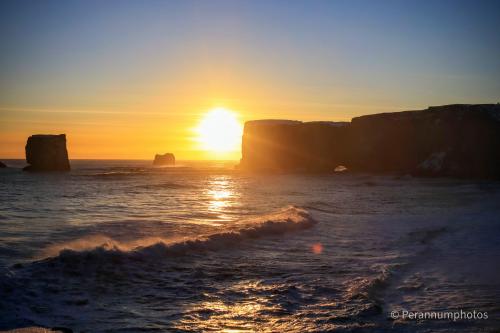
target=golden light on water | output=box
[206,176,238,223]
[174,281,283,332]
[196,107,243,153]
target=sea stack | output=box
[23,134,71,171]
[153,153,175,166]
[0,161,6,168]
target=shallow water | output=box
[1,160,499,332]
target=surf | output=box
[36,206,316,265]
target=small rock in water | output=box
[153,153,175,166]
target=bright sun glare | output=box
[196,108,243,153]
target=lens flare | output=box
[312,243,323,254]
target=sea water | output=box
[1,160,499,332]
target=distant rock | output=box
[23,134,70,172]
[153,153,175,166]
[0,161,6,168]
[239,104,500,179]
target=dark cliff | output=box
[239,104,500,178]
[241,120,349,172]
[24,134,71,172]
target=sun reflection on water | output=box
[174,284,280,332]
[185,299,266,332]
[172,281,298,333]
[206,176,239,221]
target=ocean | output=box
[0,160,499,332]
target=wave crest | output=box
[41,206,316,264]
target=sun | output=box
[196,107,243,153]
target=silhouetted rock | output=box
[348,104,500,178]
[153,153,175,166]
[0,161,6,168]
[23,134,70,172]
[241,120,349,172]
[240,104,500,179]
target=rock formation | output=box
[241,120,349,172]
[153,153,175,166]
[0,161,6,168]
[23,134,70,171]
[239,104,500,179]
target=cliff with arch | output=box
[239,104,500,179]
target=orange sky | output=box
[1,90,415,160]
[0,102,364,160]
[2,1,499,160]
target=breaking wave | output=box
[37,206,316,264]
[346,264,403,302]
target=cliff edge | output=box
[239,104,500,178]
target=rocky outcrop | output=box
[239,104,500,178]
[241,120,349,172]
[23,134,70,172]
[0,161,6,168]
[153,153,175,166]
